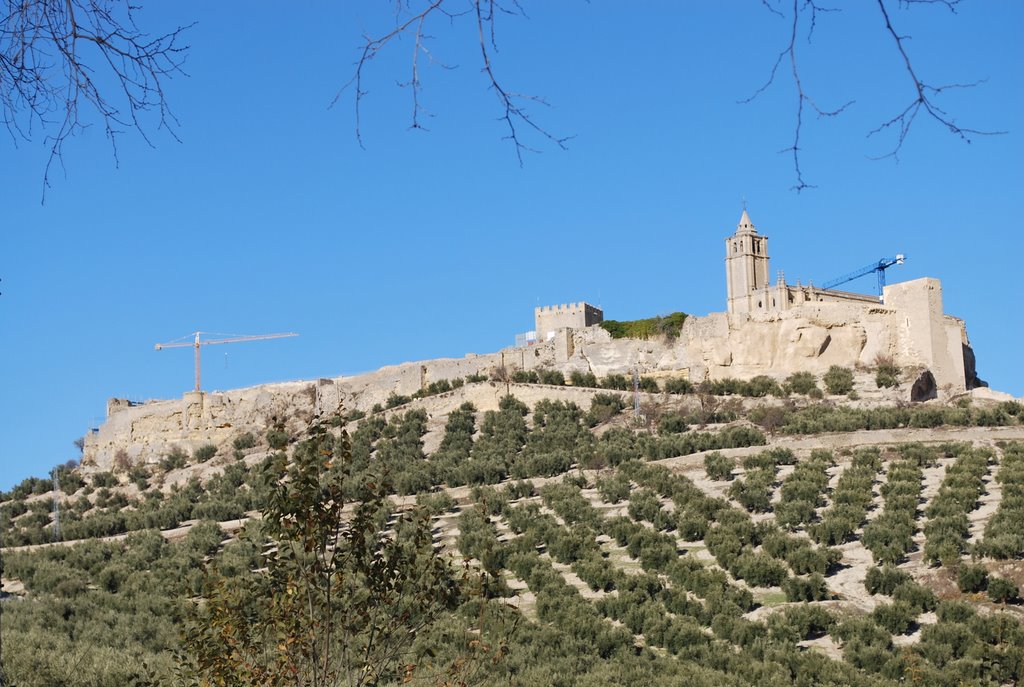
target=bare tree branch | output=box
[741,0,852,192]
[1,0,192,200]
[741,0,998,190]
[868,0,1004,160]
[334,0,569,164]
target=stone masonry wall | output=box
[82,277,976,472]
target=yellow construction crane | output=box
[155,331,298,393]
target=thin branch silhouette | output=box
[335,0,569,164]
[743,0,999,189]
[868,0,1005,160]
[743,0,852,191]
[1,0,192,201]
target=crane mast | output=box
[155,331,298,392]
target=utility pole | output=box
[633,368,641,422]
[51,469,61,542]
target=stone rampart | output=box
[82,277,978,472]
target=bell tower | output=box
[725,210,771,314]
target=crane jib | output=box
[154,331,298,393]
[821,255,905,297]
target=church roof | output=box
[736,210,756,235]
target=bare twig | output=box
[335,0,568,164]
[741,0,996,190]
[741,0,852,191]
[1,0,192,200]
[868,0,1004,160]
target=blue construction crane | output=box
[821,254,905,302]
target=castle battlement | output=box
[534,302,593,314]
[534,301,603,341]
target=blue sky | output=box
[2,1,1022,490]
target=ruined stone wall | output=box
[81,344,568,471]
[82,277,976,472]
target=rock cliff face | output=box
[82,277,978,472]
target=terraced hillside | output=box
[2,379,1023,687]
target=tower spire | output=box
[736,209,755,235]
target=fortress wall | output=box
[82,277,976,472]
[82,342,567,471]
[884,278,967,393]
[84,380,324,469]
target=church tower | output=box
[725,210,771,314]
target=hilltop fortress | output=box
[82,212,983,470]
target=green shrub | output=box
[58,471,86,495]
[569,371,599,388]
[875,355,901,388]
[733,552,786,585]
[420,378,453,396]
[703,452,735,481]
[872,601,916,635]
[91,471,117,488]
[586,393,627,426]
[728,471,774,513]
[784,371,818,395]
[232,432,257,451]
[657,412,689,435]
[663,377,694,394]
[747,375,785,397]
[596,473,631,504]
[601,374,631,391]
[511,370,539,384]
[504,480,535,500]
[538,369,565,386]
[265,426,290,451]
[892,581,938,613]
[128,464,150,491]
[957,563,989,593]
[823,366,855,395]
[864,566,911,596]
[385,392,411,408]
[986,577,1018,603]
[599,312,687,340]
[769,604,835,641]
[638,377,659,393]
[415,492,457,515]
[704,377,783,397]
[783,574,830,602]
[193,444,217,463]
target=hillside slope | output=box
[3,367,1023,687]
